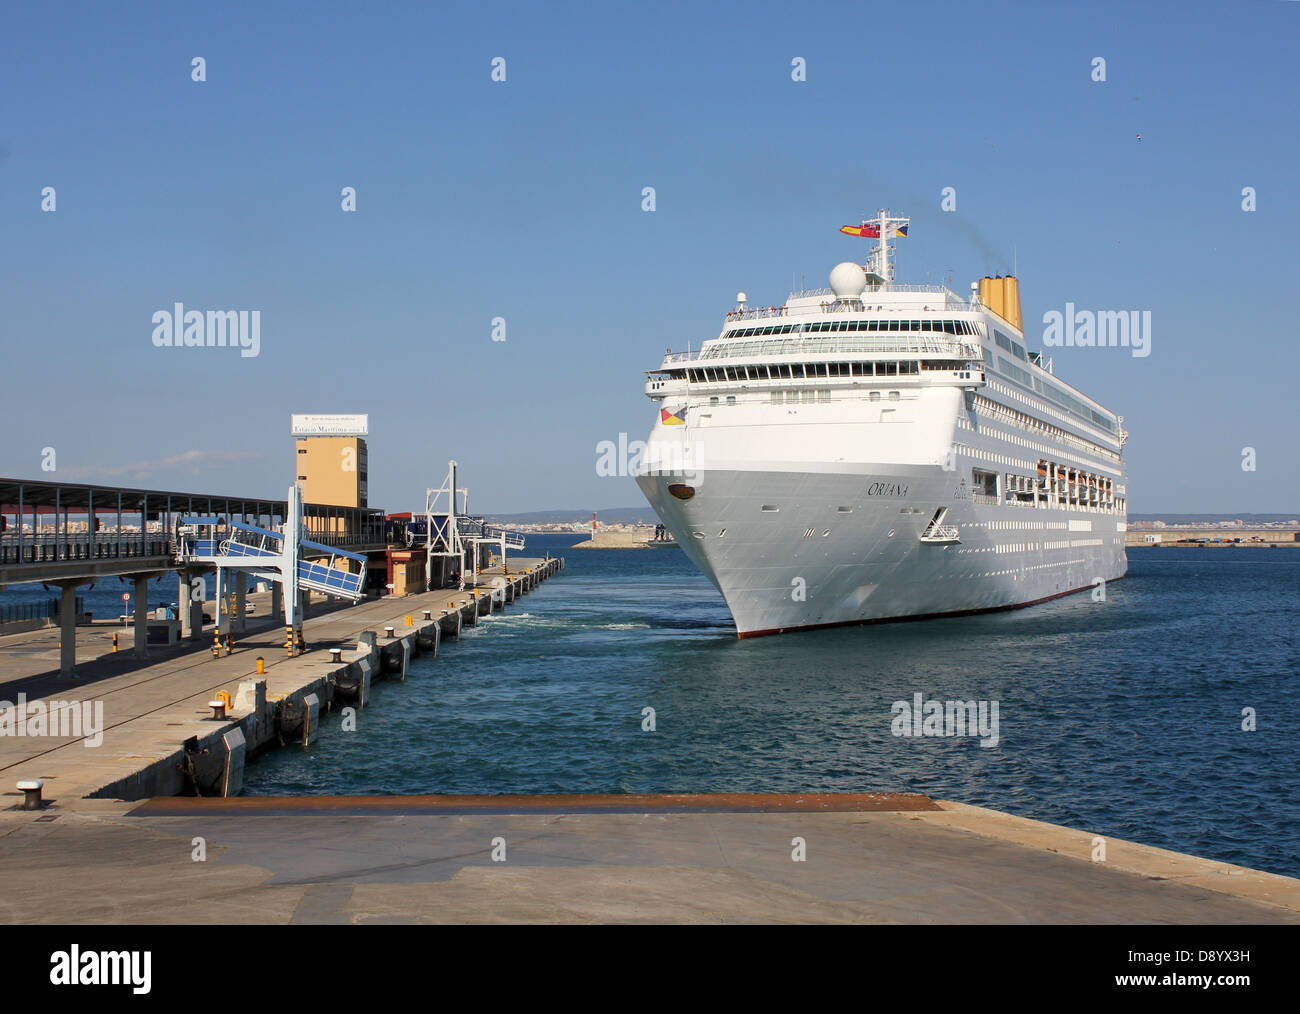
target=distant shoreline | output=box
[571,530,678,550]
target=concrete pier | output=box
[0,792,1296,924]
[0,558,563,803]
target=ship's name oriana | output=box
[866,482,909,497]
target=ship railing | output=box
[786,283,967,299]
[725,286,971,323]
[663,337,982,363]
[725,306,792,321]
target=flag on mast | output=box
[840,222,908,238]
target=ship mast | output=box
[863,208,910,284]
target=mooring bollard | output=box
[208,699,227,720]
[384,626,395,638]
[17,779,44,810]
[423,609,432,620]
[329,648,343,663]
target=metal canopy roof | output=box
[0,477,285,513]
[0,477,382,517]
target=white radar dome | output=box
[829,262,867,299]
[736,292,748,304]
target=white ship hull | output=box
[637,465,1126,637]
[637,214,1129,637]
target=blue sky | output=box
[1,0,1296,514]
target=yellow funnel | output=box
[979,276,1023,332]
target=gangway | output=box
[298,538,367,597]
[181,521,366,598]
[175,484,366,653]
[457,516,526,551]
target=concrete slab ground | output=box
[0,794,1295,924]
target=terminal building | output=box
[296,435,368,511]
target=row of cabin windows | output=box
[989,356,1119,434]
[986,328,1119,434]
[687,360,959,383]
[768,389,899,404]
[725,319,978,338]
[993,329,1028,361]
[706,389,901,406]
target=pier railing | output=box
[0,533,173,566]
[0,598,59,623]
[301,528,389,549]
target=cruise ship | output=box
[635,210,1128,637]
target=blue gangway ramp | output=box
[298,537,366,597]
[178,519,367,600]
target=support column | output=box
[133,575,150,659]
[60,583,78,676]
[181,570,204,641]
[178,573,194,639]
[214,567,225,636]
[271,580,283,623]
[189,579,204,641]
[234,572,247,634]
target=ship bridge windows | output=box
[723,319,979,339]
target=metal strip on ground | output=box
[128,791,942,817]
